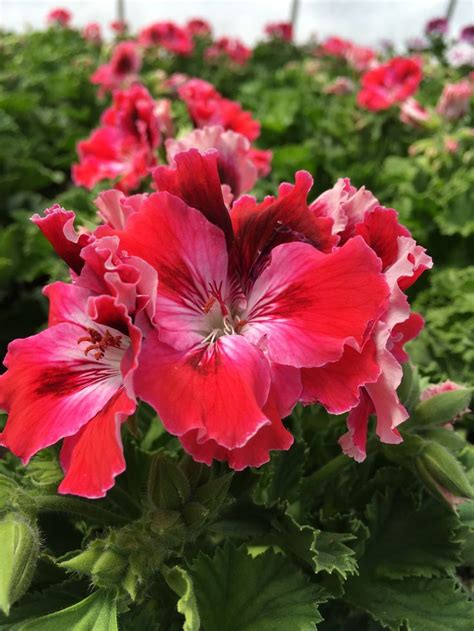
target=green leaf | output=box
[345,576,474,631]
[163,566,200,631]
[362,492,461,579]
[11,590,118,631]
[255,440,307,506]
[275,514,358,580]
[191,542,322,631]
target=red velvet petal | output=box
[231,171,336,284]
[58,389,134,498]
[242,237,390,368]
[152,149,233,247]
[32,206,90,274]
[301,339,380,414]
[134,331,272,450]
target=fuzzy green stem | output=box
[301,454,351,494]
[34,495,129,526]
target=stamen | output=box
[77,328,123,361]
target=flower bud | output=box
[415,441,473,506]
[0,513,40,615]
[412,387,472,427]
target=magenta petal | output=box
[242,237,390,368]
[134,331,272,450]
[32,205,90,274]
[0,323,125,463]
[58,389,134,498]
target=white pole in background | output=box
[117,0,126,23]
[290,0,300,32]
[446,0,458,19]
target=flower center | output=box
[200,282,246,345]
[77,328,123,361]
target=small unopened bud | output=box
[0,513,40,615]
[416,441,473,506]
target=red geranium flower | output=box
[357,57,423,111]
[178,78,261,141]
[73,84,163,192]
[139,21,193,55]
[46,8,71,27]
[91,41,142,95]
[205,37,251,66]
[186,18,212,37]
[265,22,293,42]
[82,23,102,45]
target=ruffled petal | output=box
[102,191,229,351]
[339,390,373,462]
[242,237,390,368]
[134,331,272,450]
[32,205,90,274]
[301,339,380,414]
[180,388,293,470]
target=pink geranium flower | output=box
[139,21,193,55]
[306,179,432,460]
[265,22,293,42]
[110,20,127,35]
[358,57,423,111]
[89,150,390,469]
[0,228,159,498]
[186,18,212,37]
[46,8,71,27]
[205,37,251,66]
[425,17,449,37]
[436,80,473,120]
[399,98,431,127]
[178,78,261,141]
[91,41,142,95]
[82,22,102,45]
[319,36,376,71]
[165,125,270,199]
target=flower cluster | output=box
[138,21,194,55]
[265,22,293,42]
[72,83,171,192]
[358,57,423,111]
[0,146,430,497]
[319,36,377,71]
[178,78,261,140]
[91,41,142,95]
[205,37,252,66]
[46,8,71,27]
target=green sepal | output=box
[0,513,40,615]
